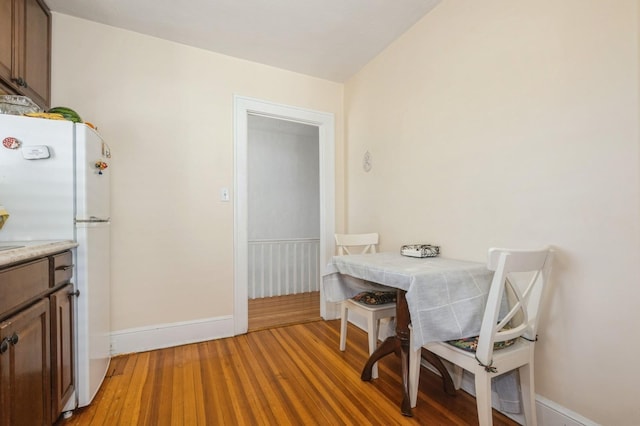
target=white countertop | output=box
[0,240,78,267]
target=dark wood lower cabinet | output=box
[0,299,51,426]
[0,249,75,425]
[51,284,75,419]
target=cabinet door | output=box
[51,284,75,419]
[0,0,16,85]
[19,0,50,108]
[0,299,51,426]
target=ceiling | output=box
[45,0,441,82]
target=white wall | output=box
[344,1,639,424]
[248,115,320,240]
[50,14,344,332]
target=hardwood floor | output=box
[58,320,518,425]
[248,291,321,331]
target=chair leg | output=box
[474,372,493,426]
[519,362,537,426]
[408,333,421,408]
[339,302,348,352]
[368,313,379,379]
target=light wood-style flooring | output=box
[248,291,321,331]
[58,318,518,425]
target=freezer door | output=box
[75,124,110,220]
[0,115,75,240]
[75,221,111,407]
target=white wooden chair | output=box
[335,233,396,379]
[409,247,552,426]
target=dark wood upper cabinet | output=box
[0,0,14,82]
[0,0,51,109]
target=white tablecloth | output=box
[324,252,494,350]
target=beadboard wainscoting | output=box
[248,238,320,299]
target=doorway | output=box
[246,115,321,330]
[233,96,336,335]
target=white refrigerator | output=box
[0,113,111,408]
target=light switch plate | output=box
[220,187,230,202]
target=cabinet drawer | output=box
[0,259,49,318]
[51,251,73,287]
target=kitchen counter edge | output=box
[0,240,78,267]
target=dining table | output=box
[323,252,496,417]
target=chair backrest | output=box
[334,233,379,255]
[475,247,553,365]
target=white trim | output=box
[535,395,600,426]
[233,95,336,335]
[249,237,320,243]
[109,316,234,356]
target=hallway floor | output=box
[248,291,321,331]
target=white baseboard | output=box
[110,315,234,356]
[535,395,600,426]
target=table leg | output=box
[360,289,457,416]
[360,335,397,381]
[361,289,413,416]
[422,349,457,396]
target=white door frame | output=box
[233,95,335,335]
